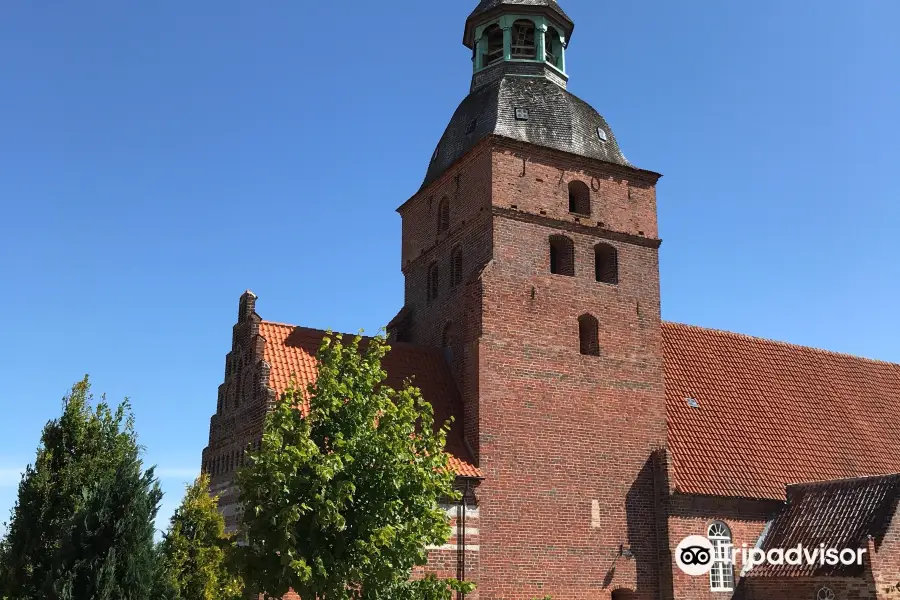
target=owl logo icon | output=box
[675,535,716,576]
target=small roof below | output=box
[745,474,900,577]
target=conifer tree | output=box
[159,473,243,600]
[0,377,163,600]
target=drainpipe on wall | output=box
[457,480,473,600]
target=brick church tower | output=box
[391,1,669,598]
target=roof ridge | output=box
[786,472,900,491]
[662,321,900,368]
[259,320,374,339]
[258,320,442,354]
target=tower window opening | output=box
[545,26,561,68]
[549,235,575,276]
[484,24,504,66]
[437,196,450,233]
[511,20,536,59]
[427,262,440,303]
[568,180,591,215]
[450,246,463,287]
[595,243,619,285]
[441,322,455,363]
[578,314,600,356]
[441,322,454,348]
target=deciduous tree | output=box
[236,333,472,600]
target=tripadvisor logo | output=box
[674,535,867,575]
[675,535,716,576]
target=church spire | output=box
[463,0,575,90]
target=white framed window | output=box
[708,521,734,592]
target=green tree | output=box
[0,377,163,600]
[236,333,473,600]
[159,474,243,600]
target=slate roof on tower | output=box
[422,77,634,188]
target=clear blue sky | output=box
[1,0,898,535]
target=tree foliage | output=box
[0,377,163,600]
[236,333,472,600]
[159,473,243,600]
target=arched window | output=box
[578,314,600,356]
[708,521,734,592]
[450,246,463,287]
[549,235,575,276]
[595,243,619,284]
[437,196,450,233]
[484,24,504,66]
[427,262,440,303]
[545,26,561,68]
[568,180,591,214]
[511,20,536,59]
[611,591,636,600]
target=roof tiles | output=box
[258,321,481,479]
[746,474,900,577]
[663,322,900,500]
[256,319,900,497]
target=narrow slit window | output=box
[427,262,440,302]
[441,322,454,348]
[450,246,463,287]
[578,314,600,356]
[437,197,450,233]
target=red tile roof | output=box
[258,321,481,479]
[664,322,900,500]
[745,474,900,577]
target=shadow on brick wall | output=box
[625,450,674,600]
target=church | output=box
[200,1,900,598]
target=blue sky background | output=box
[1,0,898,535]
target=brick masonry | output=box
[201,292,273,533]
[204,118,900,600]
[399,136,667,599]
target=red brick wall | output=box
[872,504,900,599]
[202,292,273,532]
[414,499,482,600]
[398,140,494,458]
[402,137,667,599]
[667,494,780,600]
